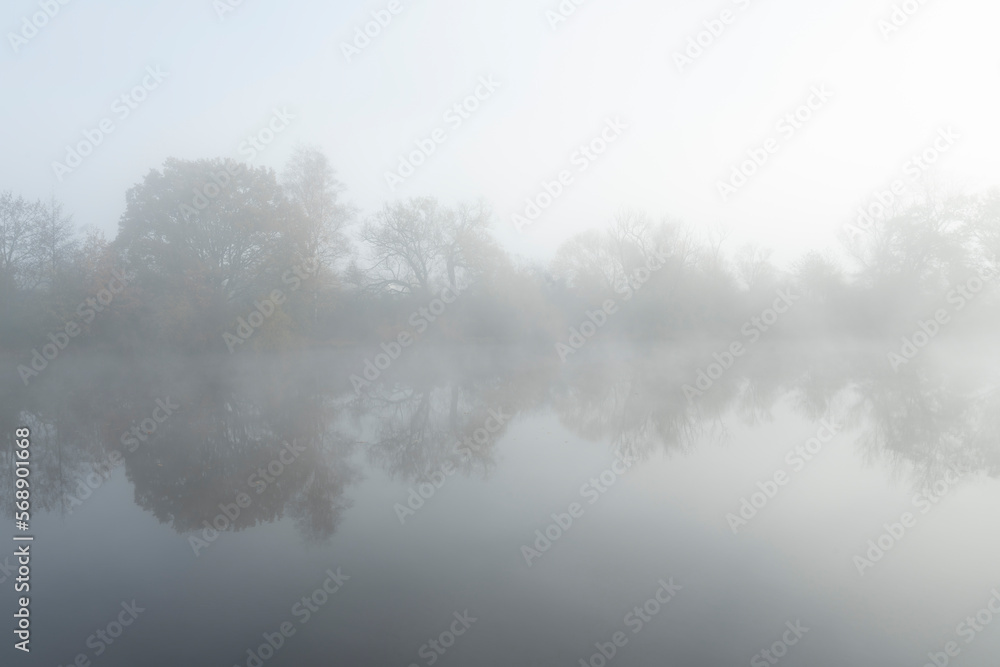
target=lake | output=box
[3,338,999,666]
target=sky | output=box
[3,0,1000,266]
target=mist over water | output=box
[3,1,1000,665]
[3,328,1000,665]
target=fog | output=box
[2,1,1000,666]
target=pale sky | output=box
[3,0,999,266]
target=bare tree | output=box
[438,198,496,289]
[704,220,731,272]
[735,243,776,291]
[608,207,653,276]
[357,197,445,296]
[0,191,47,292]
[552,229,619,292]
[554,210,693,294]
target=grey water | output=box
[4,337,999,666]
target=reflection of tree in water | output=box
[846,368,1000,486]
[0,410,98,516]
[354,355,545,484]
[2,151,1000,550]
[552,354,706,464]
[0,355,362,544]
[769,342,1000,485]
[0,357,180,517]
[125,365,360,543]
[2,335,999,538]
[549,338,1000,489]
[357,387,463,482]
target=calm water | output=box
[3,339,999,666]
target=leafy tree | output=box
[438,198,496,289]
[114,158,302,345]
[282,146,353,271]
[282,147,355,329]
[0,191,46,292]
[841,193,978,294]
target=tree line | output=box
[2,148,999,365]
